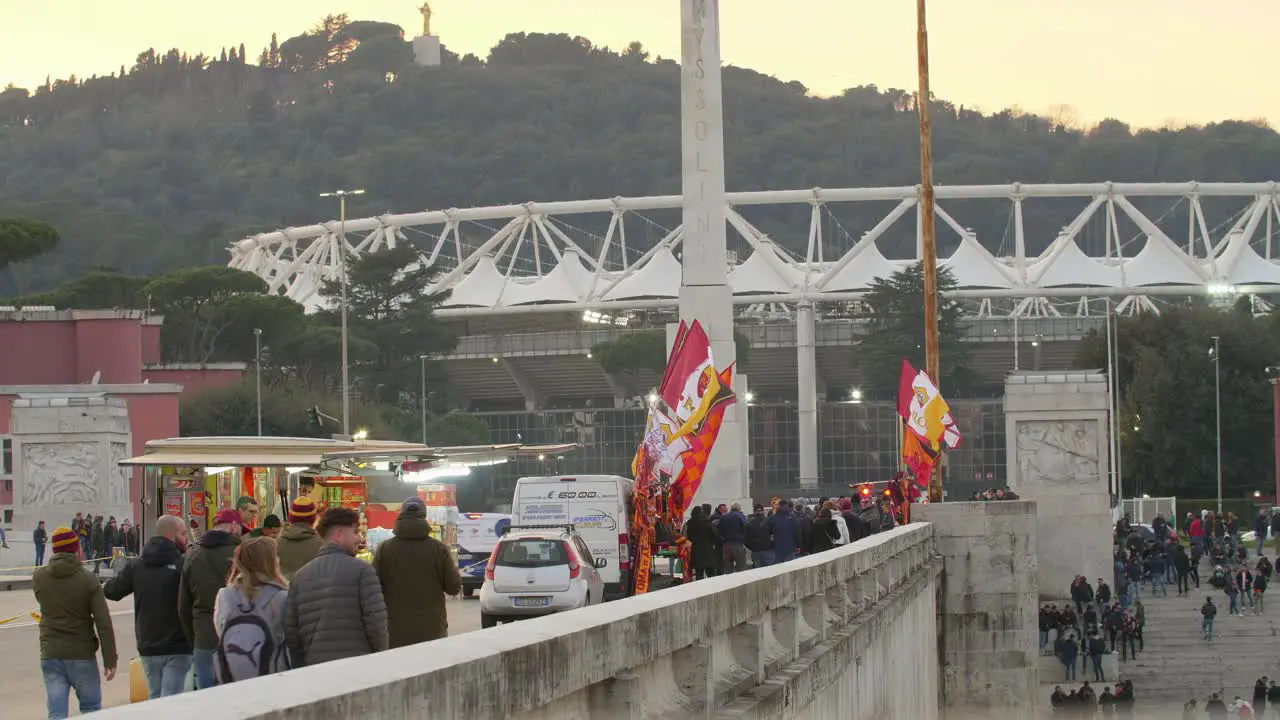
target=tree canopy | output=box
[1,19,1277,292]
[855,263,972,398]
[1076,304,1280,500]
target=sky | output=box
[1,0,1273,128]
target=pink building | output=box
[0,309,245,517]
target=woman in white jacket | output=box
[825,501,851,546]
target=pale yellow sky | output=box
[1,1,1273,128]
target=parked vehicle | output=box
[478,525,605,628]
[456,512,510,597]
[511,475,633,599]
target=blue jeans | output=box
[1152,574,1167,596]
[141,654,191,698]
[192,647,218,690]
[751,550,774,568]
[41,659,101,719]
[35,544,45,566]
[1229,594,1239,615]
[1258,536,1266,556]
[1202,617,1215,640]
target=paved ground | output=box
[0,589,482,717]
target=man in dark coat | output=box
[286,507,388,666]
[104,515,192,697]
[373,497,461,647]
[179,509,241,689]
[765,501,800,563]
[684,506,718,580]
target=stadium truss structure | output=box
[229,182,1280,320]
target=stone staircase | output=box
[1118,580,1280,704]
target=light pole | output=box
[254,328,263,436]
[1211,336,1222,512]
[419,354,429,445]
[319,188,365,437]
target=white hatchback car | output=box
[478,525,606,628]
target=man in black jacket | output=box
[104,514,192,697]
[744,506,773,567]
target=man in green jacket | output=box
[179,508,241,689]
[277,497,324,580]
[34,527,117,719]
[373,497,462,647]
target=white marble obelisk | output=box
[678,0,749,508]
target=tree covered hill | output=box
[2,14,1279,294]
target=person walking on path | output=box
[1201,597,1218,642]
[179,508,242,689]
[765,501,800,564]
[33,520,48,566]
[285,507,388,667]
[33,527,117,719]
[744,505,773,568]
[372,497,461,647]
[1055,630,1078,682]
[716,502,749,573]
[213,536,290,683]
[276,497,324,581]
[103,514,192,699]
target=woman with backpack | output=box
[213,537,291,683]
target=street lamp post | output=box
[254,328,263,436]
[419,354,429,445]
[319,188,365,437]
[1211,336,1222,512]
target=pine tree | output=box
[220,47,228,64]
[258,47,270,66]
[239,43,247,65]
[269,32,280,67]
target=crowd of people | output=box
[965,487,1021,502]
[1050,680,1136,715]
[25,514,142,570]
[680,493,897,579]
[31,494,461,718]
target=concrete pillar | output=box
[915,501,1039,720]
[797,302,819,488]
[678,0,746,509]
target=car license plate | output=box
[513,596,551,608]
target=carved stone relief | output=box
[1014,420,1101,486]
[109,442,131,505]
[22,442,102,506]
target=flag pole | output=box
[915,0,943,503]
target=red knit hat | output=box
[51,527,79,554]
[289,497,317,523]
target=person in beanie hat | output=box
[34,527,118,718]
[277,497,324,581]
[373,496,461,646]
[179,508,241,689]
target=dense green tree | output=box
[855,263,972,398]
[1076,305,1280,500]
[0,217,59,270]
[317,244,456,408]
[15,268,146,308]
[426,412,491,446]
[143,266,270,362]
[180,377,407,440]
[2,26,1277,294]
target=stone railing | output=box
[98,524,940,720]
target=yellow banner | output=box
[634,544,652,594]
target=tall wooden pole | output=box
[915,0,943,503]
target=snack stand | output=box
[120,437,441,542]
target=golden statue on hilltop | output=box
[418,2,433,36]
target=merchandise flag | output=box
[896,359,962,491]
[629,320,736,594]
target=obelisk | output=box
[678,0,748,508]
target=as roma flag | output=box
[670,365,736,516]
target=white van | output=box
[456,512,511,597]
[511,475,634,599]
